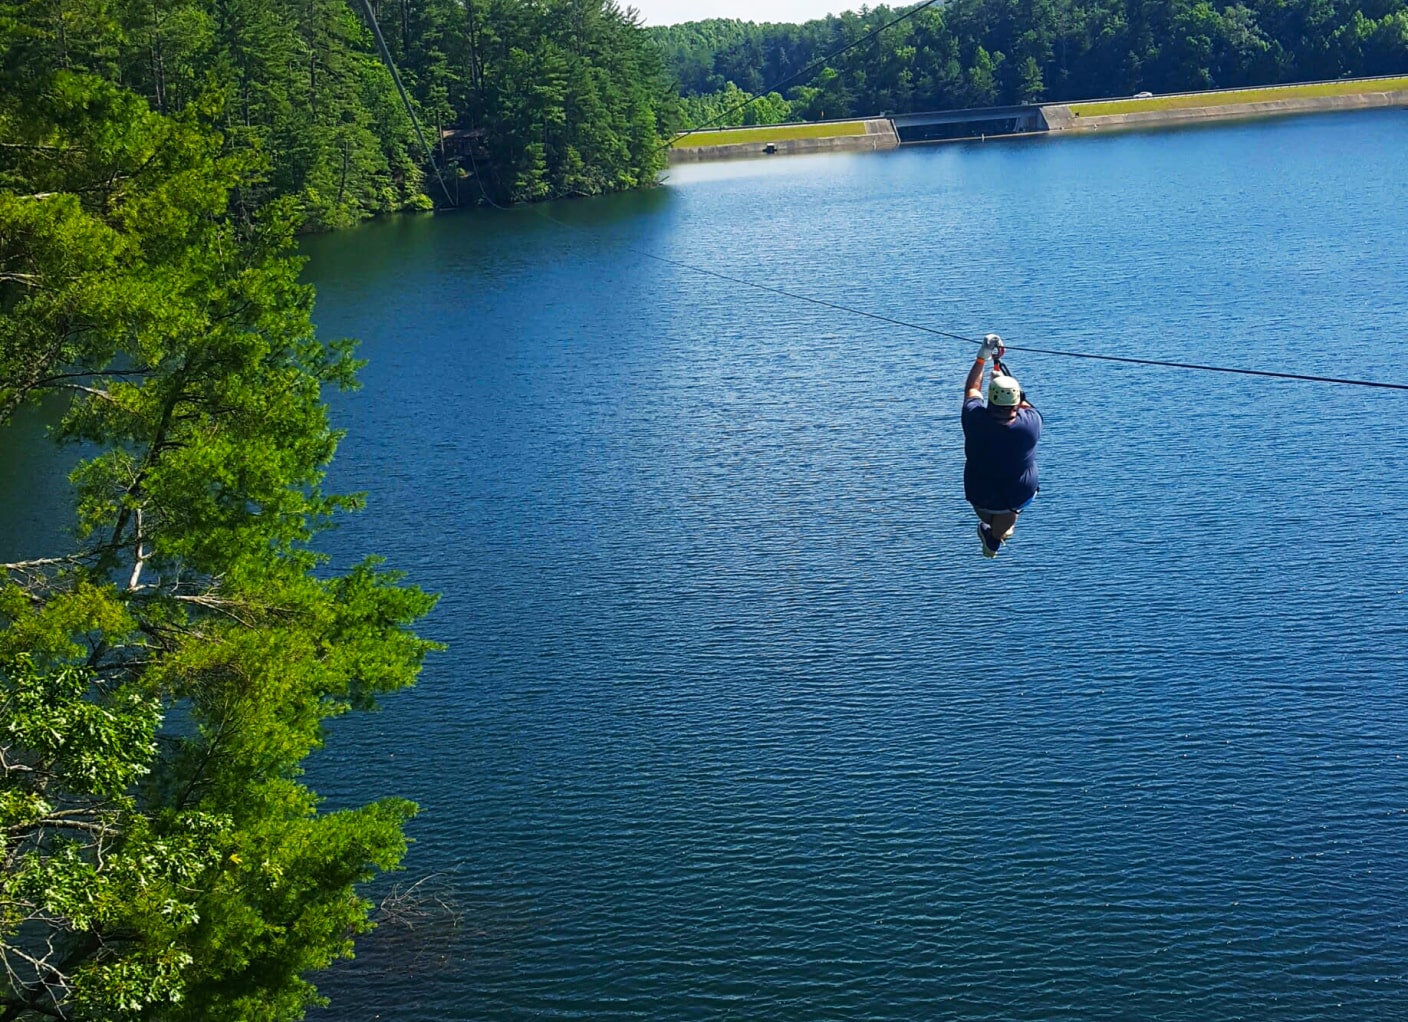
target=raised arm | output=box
[965,334,1002,403]
[965,356,987,402]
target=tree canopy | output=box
[1,0,679,226]
[0,0,689,1011]
[0,55,437,1022]
[379,0,680,203]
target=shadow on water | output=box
[0,394,78,562]
[301,112,1408,1022]
[299,186,675,286]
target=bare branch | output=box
[127,507,145,591]
[171,593,260,628]
[30,368,156,386]
[375,873,464,932]
[0,557,74,571]
[2,944,71,984]
[5,818,119,837]
[55,383,115,402]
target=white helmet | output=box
[988,374,1022,407]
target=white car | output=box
[1133,91,1154,99]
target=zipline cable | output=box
[355,0,457,207]
[344,0,1401,391]
[632,246,973,343]
[666,0,943,149]
[987,342,1408,390]
[534,206,1408,392]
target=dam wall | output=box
[1042,85,1408,134]
[668,118,898,163]
[668,79,1408,163]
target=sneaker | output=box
[978,523,1000,558]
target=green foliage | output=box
[1,66,438,1020]
[678,80,794,128]
[0,0,424,227]
[3,654,158,797]
[398,0,680,204]
[650,0,1408,116]
[1,0,676,226]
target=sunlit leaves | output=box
[2,654,159,796]
[1,63,437,1022]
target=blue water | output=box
[290,112,1408,1020]
[8,112,1406,1020]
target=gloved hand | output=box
[977,333,1003,361]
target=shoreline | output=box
[666,77,1408,163]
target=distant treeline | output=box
[651,0,1408,126]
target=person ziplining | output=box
[962,334,1041,559]
[518,205,1407,573]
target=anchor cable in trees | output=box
[354,0,456,207]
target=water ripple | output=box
[302,112,1408,1022]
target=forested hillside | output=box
[377,0,678,206]
[653,0,1408,126]
[1,0,677,225]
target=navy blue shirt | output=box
[961,398,1042,511]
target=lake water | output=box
[6,111,1408,1020]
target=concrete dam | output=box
[666,76,1408,163]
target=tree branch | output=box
[0,557,73,571]
[127,507,146,591]
[56,383,115,402]
[30,368,156,387]
[5,818,119,838]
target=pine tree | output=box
[1,69,438,1021]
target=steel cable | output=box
[537,207,1408,392]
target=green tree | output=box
[1,70,438,1021]
[746,90,793,124]
[1017,53,1045,100]
[436,0,676,205]
[677,80,792,128]
[966,45,1002,105]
